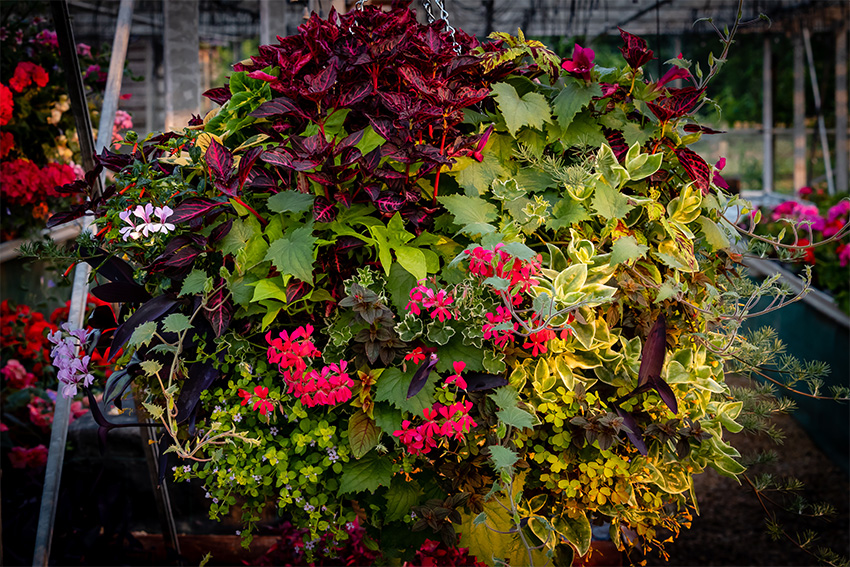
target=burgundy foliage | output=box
[618,27,655,69]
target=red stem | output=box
[233,197,268,227]
[432,120,448,205]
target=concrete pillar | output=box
[762,36,773,193]
[793,32,807,191]
[163,0,200,131]
[836,22,848,195]
[260,0,288,46]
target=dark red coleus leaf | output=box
[286,280,311,303]
[674,147,712,194]
[313,196,337,223]
[209,218,233,244]
[603,129,629,163]
[618,28,654,69]
[169,197,225,224]
[204,281,234,338]
[646,87,705,123]
[205,139,235,194]
[261,149,322,172]
[203,86,232,105]
[97,147,133,172]
[237,146,263,192]
[80,246,136,284]
[303,60,339,102]
[250,96,309,119]
[375,191,406,213]
[148,235,207,272]
[339,81,373,107]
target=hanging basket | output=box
[44,2,772,564]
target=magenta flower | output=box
[561,43,595,82]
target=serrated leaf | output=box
[438,194,498,227]
[496,406,536,430]
[591,179,634,220]
[654,278,682,303]
[491,82,552,136]
[348,410,381,459]
[384,477,422,522]
[179,270,209,297]
[140,359,162,377]
[267,190,314,214]
[264,223,316,284]
[338,453,394,495]
[161,313,192,334]
[472,512,487,526]
[142,401,164,421]
[547,198,590,231]
[488,386,520,410]
[452,153,509,197]
[128,321,157,348]
[697,216,730,252]
[552,80,602,131]
[488,445,519,470]
[610,235,649,265]
[373,403,403,435]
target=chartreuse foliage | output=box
[42,3,834,565]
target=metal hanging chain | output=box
[421,0,460,52]
[355,0,366,10]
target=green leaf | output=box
[386,262,417,313]
[128,321,157,348]
[559,112,606,148]
[654,278,682,303]
[384,477,422,522]
[553,513,592,556]
[264,223,316,284]
[375,367,437,415]
[267,191,314,215]
[338,453,394,495]
[488,386,520,410]
[496,406,536,430]
[491,82,552,136]
[355,125,386,155]
[552,79,602,131]
[161,313,192,334]
[488,445,519,470]
[140,359,162,377]
[438,194,498,228]
[610,235,649,266]
[482,349,506,374]
[395,246,427,281]
[142,401,164,421]
[179,270,209,297]
[435,340,485,374]
[533,358,556,393]
[591,179,634,220]
[697,217,731,252]
[250,277,289,303]
[373,402,403,435]
[452,153,509,197]
[426,320,456,346]
[348,410,381,459]
[547,198,590,231]
[627,151,663,181]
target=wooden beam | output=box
[164,0,200,131]
[836,21,848,194]
[763,36,774,193]
[793,32,807,191]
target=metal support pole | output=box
[793,32,807,191]
[803,27,835,196]
[33,2,133,564]
[835,21,848,195]
[762,36,773,193]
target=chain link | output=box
[421,0,437,24]
[422,0,460,53]
[355,0,366,10]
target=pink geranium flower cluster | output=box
[463,244,541,305]
[406,285,455,322]
[392,399,477,456]
[9,445,48,469]
[266,325,354,408]
[771,200,825,232]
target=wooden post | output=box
[836,21,848,195]
[803,27,835,195]
[164,0,200,131]
[793,31,807,191]
[763,36,774,193]
[260,0,288,46]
